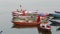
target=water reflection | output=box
[12,25,52,34]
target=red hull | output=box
[12,22,40,26]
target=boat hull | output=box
[12,22,40,26]
[49,13,60,18]
[55,11,60,13]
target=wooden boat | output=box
[40,23,51,30]
[49,11,60,18]
[57,27,60,31]
[12,10,51,31]
[12,14,40,26]
[55,11,60,13]
[49,13,60,18]
[12,10,50,26]
[37,25,51,34]
[12,5,50,29]
[12,6,41,26]
[49,20,60,26]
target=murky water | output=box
[0,12,60,34]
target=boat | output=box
[39,14,51,30]
[49,20,60,26]
[0,31,3,34]
[11,4,51,31]
[12,5,41,26]
[12,11,41,26]
[49,11,60,18]
[40,23,51,30]
[55,11,60,13]
[49,13,60,18]
[57,27,60,31]
[12,5,51,26]
[12,8,51,31]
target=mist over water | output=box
[0,0,60,34]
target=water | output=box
[0,11,60,34]
[0,0,60,34]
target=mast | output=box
[20,5,22,11]
[16,0,23,12]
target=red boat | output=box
[12,8,51,31]
[12,7,41,26]
[12,5,50,27]
[40,23,51,30]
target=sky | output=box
[0,0,60,13]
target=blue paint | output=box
[40,13,45,16]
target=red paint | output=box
[12,22,40,26]
[22,10,26,16]
[37,15,40,23]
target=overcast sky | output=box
[1,0,60,24]
[0,0,60,34]
[0,0,60,13]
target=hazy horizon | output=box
[0,0,60,13]
[0,0,60,34]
